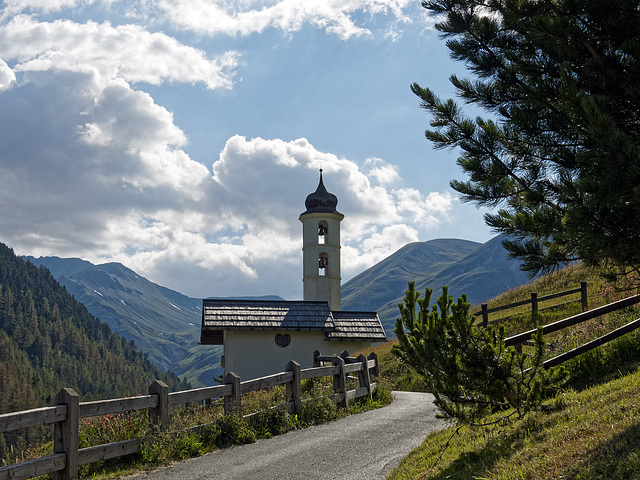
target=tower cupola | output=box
[303,170,340,214]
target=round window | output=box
[275,333,291,348]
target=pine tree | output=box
[392,282,566,425]
[413,0,640,279]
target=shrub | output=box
[214,414,256,448]
[392,282,567,426]
[300,394,339,425]
[250,403,299,438]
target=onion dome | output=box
[303,170,341,214]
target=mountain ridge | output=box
[341,235,534,330]
[0,242,188,417]
[24,256,283,387]
[25,235,533,386]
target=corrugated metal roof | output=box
[201,299,387,342]
[327,311,387,342]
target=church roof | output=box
[326,311,388,342]
[302,170,341,215]
[202,299,334,331]
[201,299,386,342]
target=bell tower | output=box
[299,170,344,311]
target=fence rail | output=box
[0,350,378,480]
[505,293,640,369]
[472,282,588,327]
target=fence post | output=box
[148,380,169,432]
[313,350,321,367]
[531,292,538,320]
[223,372,242,416]
[53,388,79,480]
[286,360,302,415]
[356,354,372,399]
[332,356,347,408]
[367,352,379,378]
[481,304,488,327]
[581,281,588,310]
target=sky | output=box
[0,0,495,301]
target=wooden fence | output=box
[504,293,640,368]
[472,282,588,327]
[0,350,378,480]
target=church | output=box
[200,171,386,379]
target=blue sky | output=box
[0,0,494,300]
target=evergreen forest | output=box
[0,241,190,421]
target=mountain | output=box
[23,235,532,385]
[341,235,534,332]
[23,256,281,387]
[0,242,188,418]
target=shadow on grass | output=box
[423,414,556,480]
[566,423,640,480]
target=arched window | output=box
[318,252,329,276]
[318,221,328,245]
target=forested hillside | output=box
[0,242,189,417]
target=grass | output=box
[379,263,640,479]
[386,367,640,480]
[1,374,392,479]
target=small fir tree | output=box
[392,282,566,426]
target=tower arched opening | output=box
[318,252,329,276]
[318,221,328,244]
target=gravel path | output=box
[127,391,447,480]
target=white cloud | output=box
[364,157,400,185]
[342,223,419,277]
[0,81,455,299]
[159,0,412,39]
[395,188,452,225]
[0,59,16,91]
[0,68,214,251]
[2,0,103,14]
[0,16,239,89]
[0,0,489,302]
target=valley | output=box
[25,234,532,387]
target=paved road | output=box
[127,391,447,480]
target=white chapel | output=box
[200,171,386,379]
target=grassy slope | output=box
[371,263,640,480]
[388,370,640,480]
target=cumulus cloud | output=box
[0,59,16,90]
[159,0,412,39]
[2,0,103,14]
[0,15,239,89]
[2,0,416,40]
[0,0,472,301]
[0,69,453,299]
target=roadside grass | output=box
[380,263,640,479]
[3,373,391,479]
[387,366,640,480]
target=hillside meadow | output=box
[374,263,640,479]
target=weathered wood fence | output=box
[472,282,588,327]
[505,293,640,368]
[0,350,378,480]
